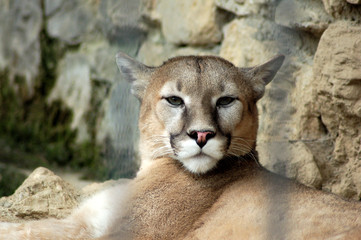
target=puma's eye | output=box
[165,96,184,106]
[216,97,235,107]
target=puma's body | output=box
[1,53,361,239]
[106,158,361,240]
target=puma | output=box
[1,52,361,240]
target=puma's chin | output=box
[180,155,219,174]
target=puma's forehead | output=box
[150,56,252,99]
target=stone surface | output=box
[0,0,42,99]
[47,52,92,142]
[44,0,64,16]
[0,167,130,223]
[137,30,220,67]
[0,167,80,222]
[347,0,361,4]
[303,21,361,199]
[155,0,223,45]
[275,0,332,36]
[321,0,361,20]
[46,0,96,45]
[215,0,270,16]
[97,0,146,56]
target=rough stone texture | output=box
[47,52,92,142]
[275,0,332,36]
[46,0,97,45]
[215,0,270,17]
[137,30,220,67]
[44,0,63,16]
[154,0,223,45]
[0,167,80,222]
[347,0,361,4]
[321,0,361,20]
[0,0,42,99]
[0,167,130,223]
[301,21,361,199]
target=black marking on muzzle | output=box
[225,133,232,150]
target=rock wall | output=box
[0,0,144,184]
[0,0,360,202]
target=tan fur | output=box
[1,53,361,240]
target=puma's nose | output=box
[188,130,216,148]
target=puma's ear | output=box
[245,54,285,100]
[115,52,154,100]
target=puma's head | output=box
[116,53,284,174]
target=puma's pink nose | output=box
[188,131,216,148]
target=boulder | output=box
[47,52,92,142]
[46,0,96,45]
[0,167,130,223]
[321,0,361,21]
[347,0,361,4]
[137,31,220,67]
[0,167,80,222]
[154,0,223,45]
[215,0,269,17]
[305,21,361,199]
[0,0,42,99]
[275,0,332,36]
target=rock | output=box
[44,0,64,16]
[0,0,42,99]
[260,141,323,188]
[219,18,317,66]
[155,0,223,45]
[0,167,80,222]
[215,0,270,17]
[0,167,131,223]
[47,52,92,142]
[321,0,361,20]
[79,40,119,83]
[46,0,96,45]
[275,0,332,36]
[347,0,361,4]
[97,0,146,55]
[47,40,121,143]
[220,18,280,67]
[305,21,361,199]
[137,30,219,67]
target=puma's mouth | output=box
[180,155,219,174]
[173,138,225,173]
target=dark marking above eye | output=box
[219,83,225,92]
[177,81,183,91]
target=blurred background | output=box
[0,0,360,202]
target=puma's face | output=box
[148,58,255,173]
[116,53,284,174]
